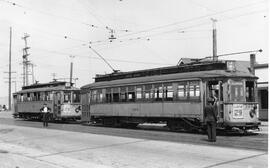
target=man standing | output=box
[40,103,51,127]
[204,100,218,142]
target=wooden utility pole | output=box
[8,27,12,110]
[211,18,218,61]
[5,27,16,110]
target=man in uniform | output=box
[204,99,218,142]
[40,103,51,127]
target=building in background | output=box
[255,63,268,121]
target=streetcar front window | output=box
[229,80,245,102]
[246,81,255,102]
[73,91,80,103]
[64,92,71,103]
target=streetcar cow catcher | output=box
[81,58,260,131]
[13,81,81,121]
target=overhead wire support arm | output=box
[89,45,119,73]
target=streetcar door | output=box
[207,80,224,122]
[53,92,62,117]
[218,81,224,121]
[13,94,18,112]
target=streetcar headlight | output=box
[75,106,81,113]
[249,109,256,118]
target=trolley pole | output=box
[211,18,218,61]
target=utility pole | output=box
[69,55,75,84]
[8,27,12,110]
[4,80,17,93]
[3,27,16,110]
[211,18,218,61]
[51,73,57,81]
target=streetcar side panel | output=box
[89,102,201,118]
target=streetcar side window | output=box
[36,92,41,101]
[21,93,26,102]
[44,92,49,101]
[49,92,53,101]
[143,84,152,100]
[40,92,45,101]
[128,86,135,102]
[91,90,97,103]
[177,82,187,100]
[112,87,120,102]
[106,88,112,103]
[189,81,200,99]
[88,92,91,104]
[164,83,173,101]
[154,84,163,101]
[17,94,21,102]
[27,93,31,101]
[246,81,255,102]
[136,86,143,100]
[120,87,127,102]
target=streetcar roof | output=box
[14,85,80,94]
[82,67,257,89]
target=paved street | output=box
[0,111,268,168]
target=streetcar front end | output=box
[55,90,81,120]
[223,79,260,130]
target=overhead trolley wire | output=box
[27,45,173,66]
[118,0,266,38]
[0,0,126,31]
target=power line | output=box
[89,8,267,46]
[0,0,115,31]
[29,46,173,66]
[117,0,266,38]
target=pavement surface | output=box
[0,111,268,168]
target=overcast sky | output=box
[0,0,268,97]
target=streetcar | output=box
[81,58,260,131]
[13,81,81,121]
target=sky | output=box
[0,0,268,98]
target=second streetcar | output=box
[13,81,81,121]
